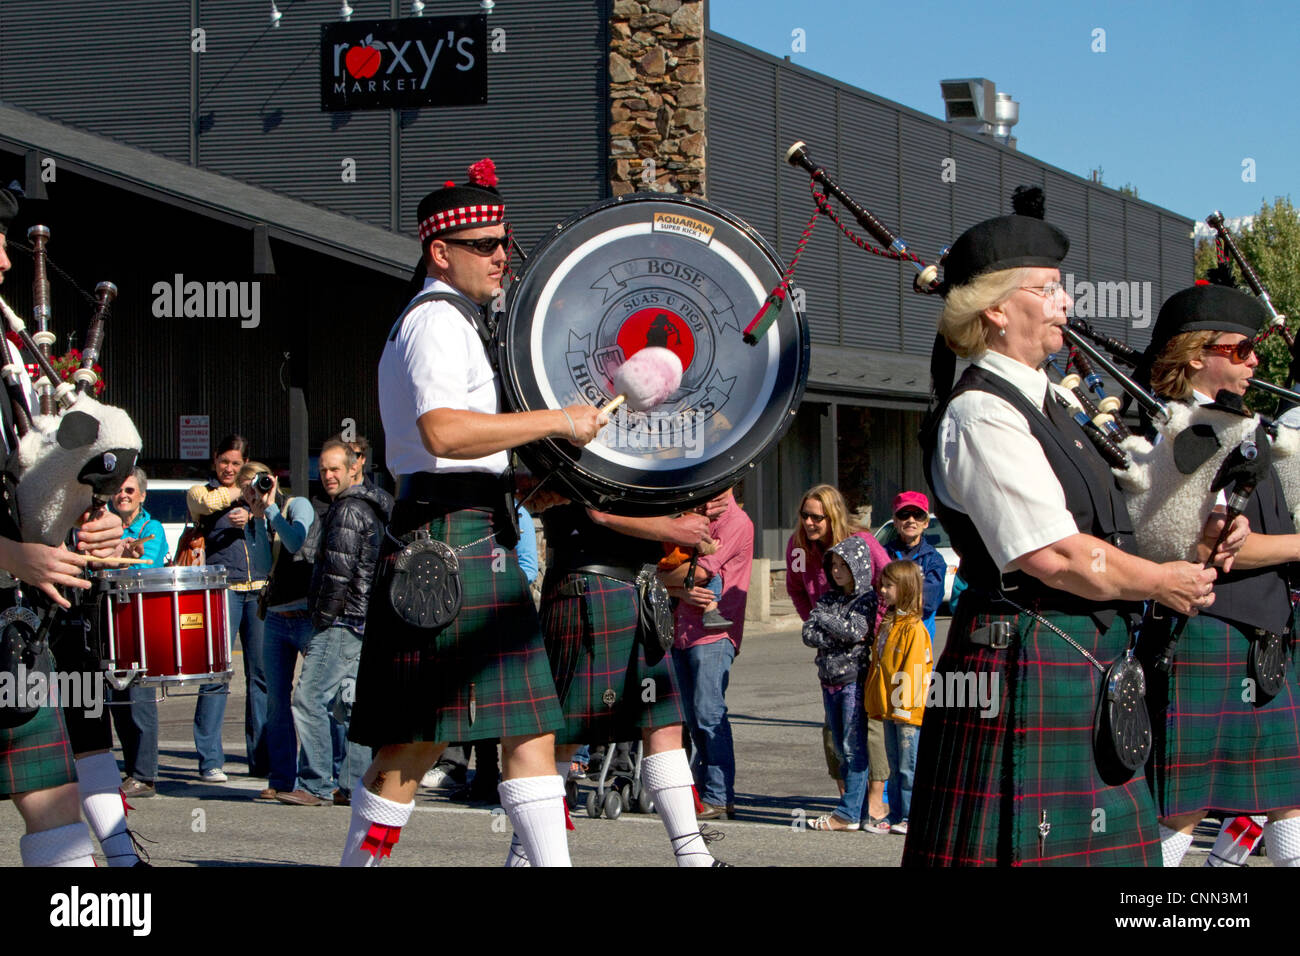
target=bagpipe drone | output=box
[0,222,141,546]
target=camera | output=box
[252,473,274,494]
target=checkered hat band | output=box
[418,204,506,241]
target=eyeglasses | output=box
[441,235,509,255]
[116,487,139,497]
[894,510,927,522]
[800,511,827,523]
[1019,281,1066,300]
[1203,339,1255,364]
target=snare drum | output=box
[97,566,233,689]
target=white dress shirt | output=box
[930,350,1084,572]
[378,277,509,477]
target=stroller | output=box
[568,740,656,820]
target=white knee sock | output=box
[1264,816,1300,867]
[505,831,531,867]
[642,749,715,867]
[20,822,96,867]
[339,786,413,867]
[76,753,138,867]
[497,775,570,867]
[1205,815,1266,867]
[1159,824,1193,868]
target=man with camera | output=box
[276,440,391,806]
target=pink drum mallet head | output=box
[601,346,683,414]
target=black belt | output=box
[396,471,512,509]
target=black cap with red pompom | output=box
[416,158,505,248]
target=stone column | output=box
[608,0,705,198]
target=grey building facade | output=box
[0,0,1192,563]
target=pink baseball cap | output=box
[893,491,929,516]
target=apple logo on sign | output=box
[345,34,384,79]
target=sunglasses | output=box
[1203,339,1255,364]
[441,235,510,255]
[800,511,827,523]
[895,509,927,522]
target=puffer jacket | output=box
[801,535,876,686]
[308,482,394,633]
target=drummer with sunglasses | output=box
[1137,283,1300,868]
[342,160,605,867]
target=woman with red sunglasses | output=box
[1140,283,1300,868]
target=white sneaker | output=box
[420,767,452,790]
[201,768,228,783]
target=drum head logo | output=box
[566,256,740,423]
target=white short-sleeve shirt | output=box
[378,278,508,477]
[929,350,1083,572]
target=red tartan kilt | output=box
[902,605,1161,867]
[541,571,683,744]
[1144,613,1300,816]
[349,506,564,746]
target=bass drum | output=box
[500,193,809,515]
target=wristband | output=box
[560,408,578,440]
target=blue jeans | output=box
[822,682,869,824]
[262,610,314,791]
[882,720,920,824]
[672,639,736,806]
[292,626,369,798]
[193,589,268,774]
[109,684,158,782]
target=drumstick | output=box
[86,556,152,566]
[600,347,684,415]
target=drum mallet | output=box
[600,346,683,415]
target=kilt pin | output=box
[903,605,1161,867]
[349,504,564,746]
[1143,613,1300,817]
[541,571,683,744]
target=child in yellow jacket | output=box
[864,560,931,835]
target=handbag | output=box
[1246,629,1288,701]
[0,605,48,730]
[174,523,205,567]
[388,532,463,630]
[1092,649,1152,784]
[635,564,675,665]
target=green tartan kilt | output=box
[540,571,683,744]
[902,606,1161,867]
[349,506,564,746]
[1142,613,1300,817]
[0,658,76,796]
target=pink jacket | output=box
[786,529,890,628]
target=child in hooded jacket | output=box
[864,560,931,835]
[801,536,877,831]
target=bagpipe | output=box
[776,142,1300,565]
[0,222,141,546]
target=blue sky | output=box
[708,0,1298,222]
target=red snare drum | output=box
[97,566,233,689]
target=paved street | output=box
[0,614,1256,866]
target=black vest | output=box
[264,495,330,608]
[1204,454,1295,635]
[199,482,253,582]
[542,503,661,576]
[920,364,1139,624]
